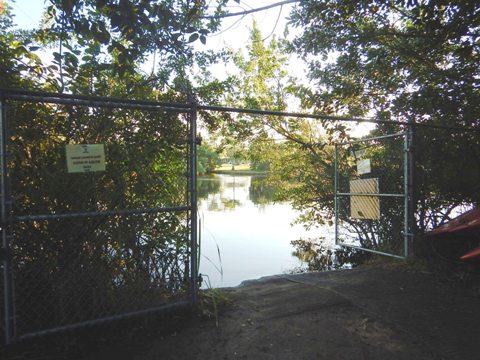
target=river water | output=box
[197,173,331,288]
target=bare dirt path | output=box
[4,263,479,359]
[83,263,480,360]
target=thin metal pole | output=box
[189,100,198,302]
[403,127,414,257]
[334,144,339,246]
[338,132,405,146]
[0,88,191,111]
[403,131,409,257]
[12,300,191,343]
[340,243,406,260]
[336,192,404,198]
[407,124,415,255]
[1,101,15,343]
[14,205,191,222]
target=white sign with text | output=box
[66,144,106,173]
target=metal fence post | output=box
[403,126,414,257]
[334,143,339,246]
[407,124,415,255]
[1,100,15,343]
[189,100,198,302]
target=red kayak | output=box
[460,246,480,261]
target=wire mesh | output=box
[335,133,408,258]
[1,96,195,343]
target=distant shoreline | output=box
[210,170,268,176]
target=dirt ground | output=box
[4,262,480,359]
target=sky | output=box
[8,0,296,45]
[8,0,303,81]
[202,1,296,51]
[8,0,45,29]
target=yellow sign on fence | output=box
[66,144,106,173]
[350,178,380,220]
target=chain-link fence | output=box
[0,90,198,344]
[2,89,478,347]
[335,132,412,258]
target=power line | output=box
[202,0,301,19]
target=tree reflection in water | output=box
[197,173,352,287]
[198,175,266,211]
[290,238,370,272]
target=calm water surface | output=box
[198,173,332,288]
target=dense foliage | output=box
[0,0,236,337]
[46,0,223,76]
[289,1,479,124]
[289,0,480,232]
[9,103,191,334]
[197,143,220,174]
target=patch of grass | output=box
[214,163,251,171]
[197,288,232,327]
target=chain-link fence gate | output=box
[334,131,413,258]
[0,89,198,344]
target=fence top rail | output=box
[0,88,193,112]
[1,89,479,133]
[0,89,373,122]
[197,105,480,133]
[198,104,375,123]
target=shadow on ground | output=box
[4,263,480,359]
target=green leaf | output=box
[188,33,199,43]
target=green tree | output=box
[44,0,227,78]
[289,1,480,232]
[197,143,220,174]
[218,21,319,170]
[0,1,235,335]
[3,0,236,100]
[0,2,43,88]
[230,20,289,111]
[289,1,479,124]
